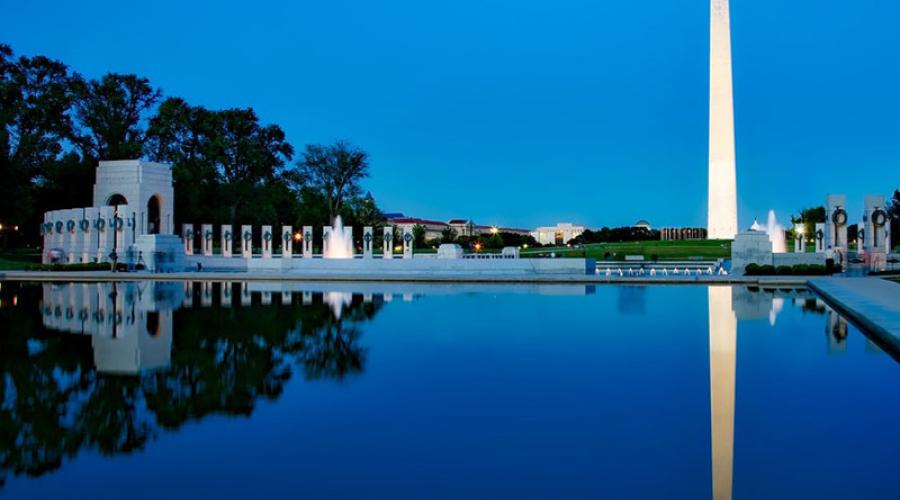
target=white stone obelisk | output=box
[708,0,738,240]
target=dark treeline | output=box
[569,227,659,245]
[0,44,380,247]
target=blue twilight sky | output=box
[2,0,898,229]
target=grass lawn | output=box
[0,257,32,270]
[0,249,41,270]
[522,239,732,261]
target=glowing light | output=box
[293,232,302,241]
[490,227,499,234]
[474,242,483,252]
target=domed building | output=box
[633,220,652,230]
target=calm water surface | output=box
[0,281,898,500]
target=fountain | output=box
[765,210,787,253]
[324,216,354,259]
[754,210,787,253]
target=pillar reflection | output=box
[708,286,736,500]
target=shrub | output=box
[745,263,760,275]
[758,265,775,275]
[775,265,793,275]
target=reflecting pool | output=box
[0,281,898,499]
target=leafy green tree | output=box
[412,224,426,248]
[146,99,295,225]
[441,226,457,243]
[0,45,74,232]
[888,189,899,219]
[790,206,825,242]
[293,141,369,221]
[71,73,161,161]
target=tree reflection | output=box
[0,282,382,485]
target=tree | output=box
[0,45,74,231]
[790,206,825,242]
[888,189,899,219]
[294,141,369,221]
[146,99,295,225]
[441,226,457,243]
[412,224,426,248]
[71,73,161,161]
[889,189,899,250]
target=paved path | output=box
[809,277,900,352]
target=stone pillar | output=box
[221,282,232,308]
[182,224,194,256]
[81,209,94,263]
[824,194,848,254]
[40,213,50,264]
[241,225,253,258]
[322,226,332,256]
[814,223,825,253]
[221,225,233,257]
[201,224,214,256]
[113,206,131,261]
[383,226,394,259]
[261,225,273,259]
[793,224,805,253]
[864,195,888,253]
[282,226,293,259]
[64,209,79,263]
[344,226,354,257]
[885,222,892,254]
[262,291,272,305]
[240,282,251,306]
[303,226,313,258]
[363,226,374,258]
[402,227,414,259]
[97,207,114,262]
[302,291,312,305]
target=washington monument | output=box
[708,0,738,239]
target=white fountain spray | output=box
[763,210,787,253]
[324,216,354,259]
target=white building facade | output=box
[531,223,586,246]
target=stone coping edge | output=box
[0,270,809,286]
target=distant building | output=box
[633,220,652,230]
[474,225,531,237]
[531,223,585,246]
[660,227,707,241]
[385,215,531,241]
[447,219,475,237]
[388,218,449,240]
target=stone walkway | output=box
[809,277,900,352]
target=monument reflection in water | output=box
[1,281,895,498]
